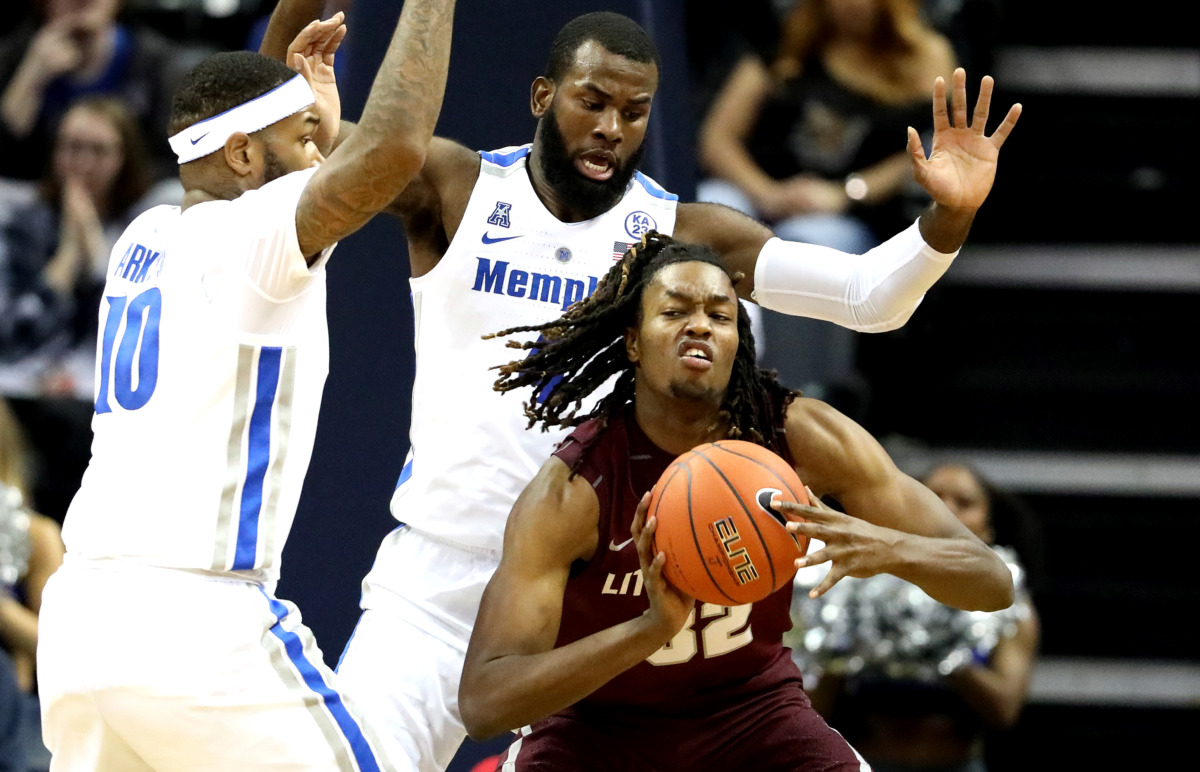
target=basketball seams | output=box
[691,448,779,595]
[682,458,738,604]
[711,441,810,557]
[649,461,682,526]
[709,442,804,503]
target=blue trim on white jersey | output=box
[234,347,282,570]
[479,146,530,167]
[394,458,413,491]
[634,171,679,202]
[263,592,381,772]
[335,617,361,673]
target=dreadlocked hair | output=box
[486,231,798,462]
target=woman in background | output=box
[695,0,956,410]
[0,96,179,526]
[794,461,1042,772]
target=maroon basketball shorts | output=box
[496,678,867,771]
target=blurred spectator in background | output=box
[0,0,212,182]
[790,461,1043,772]
[694,0,955,415]
[1,96,179,523]
[1,96,179,401]
[921,0,1001,80]
[0,398,65,772]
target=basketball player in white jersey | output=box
[35,3,456,771]
[258,6,1022,772]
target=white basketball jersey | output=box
[62,168,333,583]
[388,145,677,554]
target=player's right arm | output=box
[262,0,475,273]
[677,69,1021,333]
[293,0,455,259]
[778,398,1014,612]
[459,460,688,740]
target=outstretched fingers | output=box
[971,74,995,131]
[906,126,926,165]
[313,13,347,65]
[931,75,949,133]
[989,102,1023,149]
[321,23,348,65]
[808,560,846,599]
[291,52,314,82]
[289,12,346,63]
[952,67,969,128]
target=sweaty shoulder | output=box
[551,416,614,489]
[510,453,602,565]
[552,417,606,467]
[784,397,891,499]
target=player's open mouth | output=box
[575,151,615,181]
[679,341,714,371]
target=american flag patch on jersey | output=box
[612,241,636,260]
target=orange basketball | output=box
[648,440,810,606]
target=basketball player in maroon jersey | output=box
[458,233,1013,770]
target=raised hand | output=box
[907,68,1022,212]
[23,20,85,86]
[63,178,106,262]
[287,12,346,153]
[631,492,694,640]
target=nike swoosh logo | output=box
[609,537,634,551]
[482,232,523,245]
[189,132,210,146]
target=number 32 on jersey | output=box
[647,603,753,666]
[95,287,162,413]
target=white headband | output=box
[169,74,315,164]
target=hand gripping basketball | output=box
[632,492,696,643]
[647,441,811,606]
[774,490,907,600]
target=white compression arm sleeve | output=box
[751,219,958,332]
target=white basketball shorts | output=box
[337,526,501,772]
[37,557,408,772]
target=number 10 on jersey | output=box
[95,288,162,413]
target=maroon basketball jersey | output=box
[551,407,801,714]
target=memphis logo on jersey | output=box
[711,516,759,585]
[472,258,601,312]
[112,242,165,283]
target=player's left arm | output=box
[777,398,1013,611]
[674,68,1020,333]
